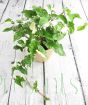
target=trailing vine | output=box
[3,5,87,100]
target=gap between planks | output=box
[62,0,88,105]
[0,0,27,105]
[62,0,86,105]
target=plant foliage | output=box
[3,5,87,99]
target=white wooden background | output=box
[0,0,88,105]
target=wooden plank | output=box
[0,55,14,105]
[0,1,14,105]
[6,0,27,104]
[25,0,44,105]
[0,0,27,105]
[62,0,88,105]
[79,0,88,20]
[43,0,85,105]
[0,0,10,21]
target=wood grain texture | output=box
[0,0,26,105]
[0,0,10,21]
[43,0,85,105]
[79,0,88,20]
[6,0,27,105]
[62,0,88,105]
[0,0,12,105]
[0,0,88,105]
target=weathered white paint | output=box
[62,0,88,105]
[0,0,88,105]
[0,0,26,105]
[44,0,85,105]
[0,0,9,20]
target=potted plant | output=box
[3,5,87,100]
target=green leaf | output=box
[46,26,54,34]
[58,14,67,24]
[38,45,46,54]
[21,54,33,66]
[68,21,74,33]
[43,30,53,41]
[33,7,48,17]
[18,40,24,45]
[54,42,65,56]
[65,8,81,22]
[22,10,37,18]
[64,8,71,15]
[70,13,81,21]
[14,45,23,51]
[37,45,46,58]
[28,39,39,54]
[14,76,25,87]
[33,81,38,92]
[49,14,58,20]
[18,40,25,47]
[16,19,23,23]
[14,29,25,41]
[55,22,64,30]
[45,40,65,56]
[4,18,14,24]
[13,65,27,74]
[53,43,65,56]
[44,96,50,101]
[42,27,54,41]
[3,27,12,32]
[53,32,66,41]
[33,17,40,24]
[39,17,48,25]
[77,23,88,31]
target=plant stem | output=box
[26,79,49,101]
